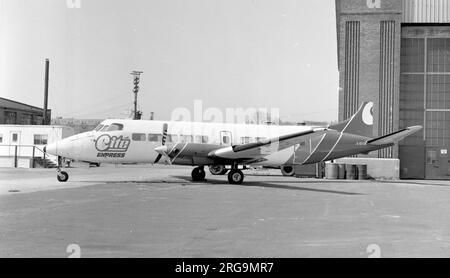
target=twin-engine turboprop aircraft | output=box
[45,102,421,184]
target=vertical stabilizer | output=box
[329,102,374,138]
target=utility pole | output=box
[43,59,50,125]
[130,71,143,120]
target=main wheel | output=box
[227,169,244,184]
[209,165,228,175]
[57,171,69,182]
[281,165,295,176]
[191,167,206,181]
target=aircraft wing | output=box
[366,125,422,145]
[207,128,327,163]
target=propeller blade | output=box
[154,123,169,164]
[154,145,171,165]
[154,154,163,164]
[161,123,168,145]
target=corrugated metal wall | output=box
[403,0,450,23]
[343,21,360,120]
[378,21,396,158]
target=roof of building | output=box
[0,97,48,113]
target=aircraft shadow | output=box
[171,176,364,196]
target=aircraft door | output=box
[220,131,232,146]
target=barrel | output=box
[357,164,368,180]
[345,164,358,180]
[338,164,346,179]
[325,163,339,179]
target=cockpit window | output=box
[94,124,104,131]
[100,125,110,132]
[107,123,124,131]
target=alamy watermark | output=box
[67,0,81,9]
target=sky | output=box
[0,0,339,123]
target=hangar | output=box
[335,0,450,179]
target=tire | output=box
[227,169,244,184]
[191,167,206,181]
[209,165,228,175]
[57,171,69,182]
[281,165,295,176]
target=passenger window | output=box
[132,133,146,141]
[107,123,124,131]
[148,134,159,142]
[240,137,251,144]
[180,135,193,143]
[169,134,178,142]
[194,135,209,143]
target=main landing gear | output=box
[191,164,245,184]
[227,169,244,184]
[56,156,69,182]
[191,166,206,182]
[208,165,228,175]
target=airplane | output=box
[44,102,422,184]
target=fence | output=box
[0,145,57,168]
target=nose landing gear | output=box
[56,156,69,182]
[57,169,69,182]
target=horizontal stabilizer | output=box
[367,126,422,145]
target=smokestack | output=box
[43,59,49,125]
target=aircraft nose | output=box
[45,141,58,155]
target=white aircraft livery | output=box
[45,102,422,184]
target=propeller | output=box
[154,123,168,164]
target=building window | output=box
[132,133,146,141]
[34,134,48,145]
[21,114,33,125]
[4,111,17,124]
[12,133,18,143]
[0,134,3,143]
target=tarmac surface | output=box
[1,164,450,257]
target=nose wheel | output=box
[57,170,69,182]
[56,156,69,182]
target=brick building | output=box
[0,97,50,125]
[336,0,450,179]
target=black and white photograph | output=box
[1,0,450,263]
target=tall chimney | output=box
[43,58,49,125]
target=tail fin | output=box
[329,102,374,137]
